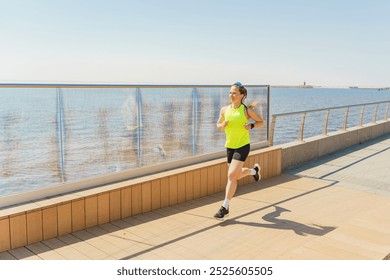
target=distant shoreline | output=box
[271,85,316,89]
[271,85,390,90]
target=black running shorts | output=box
[226,144,250,164]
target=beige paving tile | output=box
[57,234,109,260]
[26,242,66,260]
[86,225,145,253]
[120,242,157,260]
[0,251,17,260]
[8,247,42,260]
[148,246,189,260]
[329,225,390,255]
[131,251,166,260]
[110,219,160,243]
[107,250,131,260]
[72,230,122,256]
[315,235,384,260]
[162,243,205,259]
[297,240,369,260]
[42,238,91,260]
[281,245,338,260]
[86,224,154,256]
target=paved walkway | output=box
[1,135,389,260]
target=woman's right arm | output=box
[216,107,228,131]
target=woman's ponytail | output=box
[235,83,259,111]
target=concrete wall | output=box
[0,146,282,253]
[280,120,390,170]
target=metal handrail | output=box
[269,101,390,146]
[0,83,268,89]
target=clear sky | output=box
[0,0,389,87]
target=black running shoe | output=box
[214,206,229,219]
[253,163,261,182]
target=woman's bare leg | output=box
[225,159,246,200]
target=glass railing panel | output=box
[0,85,269,199]
[0,88,58,196]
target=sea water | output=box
[0,86,388,196]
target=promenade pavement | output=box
[1,134,389,260]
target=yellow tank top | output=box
[224,104,250,149]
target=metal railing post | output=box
[372,104,379,123]
[136,88,143,165]
[191,88,199,155]
[56,88,66,182]
[298,113,306,142]
[269,115,277,146]
[342,107,350,130]
[385,102,389,120]
[359,105,365,126]
[266,86,271,142]
[322,109,330,135]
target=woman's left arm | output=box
[247,108,264,129]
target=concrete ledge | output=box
[281,120,389,170]
[318,132,341,157]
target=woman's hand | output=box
[220,120,229,128]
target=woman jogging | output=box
[214,82,264,219]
